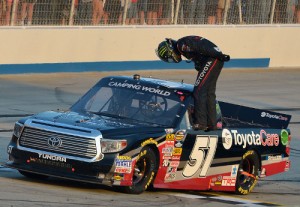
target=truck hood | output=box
[29,111,167,137]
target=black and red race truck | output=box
[6,74,292,194]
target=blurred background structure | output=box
[0,0,299,26]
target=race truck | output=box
[6,74,292,194]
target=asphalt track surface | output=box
[0,68,300,207]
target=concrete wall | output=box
[0,25,299,73]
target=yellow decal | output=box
[145,172,155,190]
[172,148,182,156]
[238,187,249,195]
[166,134,175,141]
[243,150,254,159]
[141,138,158,147]
[136,149,147,161]
[117,156,131,160]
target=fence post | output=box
[69,0,76,25]
[174,0,181,24]
[122,0,129,25]
[238,0,243,24]
[269,0,276,24]
[11,0,18,26]
[223,0,230,25]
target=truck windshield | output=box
[71,79,187,127]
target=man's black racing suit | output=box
[176,35,229,129]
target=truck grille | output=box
[19,127,98,159]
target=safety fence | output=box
[0,0,299,26]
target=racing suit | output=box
[176,35,229,130]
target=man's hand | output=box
[220,54,230,62]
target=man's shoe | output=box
[207,125,218,131]
[192,124,208,131]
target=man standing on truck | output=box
[156,36,230,131]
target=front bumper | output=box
[6,140,118,186]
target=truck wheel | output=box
[123,147,158,194]
[235,150,259,195]
[19,170,49,180]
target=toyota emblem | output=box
[47,136,62,148]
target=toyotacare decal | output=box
[281,129,289,146]
[224,129,280,149]
[261,111,288,121]
[222,129,233,150]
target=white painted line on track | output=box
[164,192,280,206]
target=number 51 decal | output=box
[182,135,218,178]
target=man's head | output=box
[156,38,182,63]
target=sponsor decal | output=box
[108,81,171,96]
[167,167,177,173]
[162,160,169,167]
[261,111,288,121]
[222,129,233,150]
[175,130,186,141]
[171,155,181,160]
[169,161,180,168]
[285,161,290,171]
[115,156,132,174]
[175,141,183,148]
[223,129,280,149]
[231,130,261,148]
[162,147,173,154]
[141,138,158,147]
[261,130,279,147]
[195,61,212,86]
[231,165,239,177]
[165,140,175,148]
[172,148,182,156]
[38,153,66,162]
[165,173,176,181]
[29,157,72,169]
[165,128,174,134]
[163,155,172,160]
[114,174,124,181]
[267,155,283,161]
[221,176,236,186]
[166,133,175,141]
[281,129,289,146]
[117,156,131,160]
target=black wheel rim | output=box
[133,158,147,184]
[238,158,256,188]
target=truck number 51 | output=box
[182,135,218,178]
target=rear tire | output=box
[123,147,158,194]
[235,150,259,195]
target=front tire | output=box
[123,147,158,194]
[235,150,259,195]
